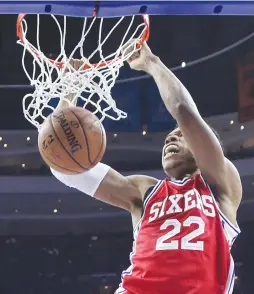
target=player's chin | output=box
[163,156,182,170]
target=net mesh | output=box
[17,14,149,129]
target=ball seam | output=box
[49,113,88,171]
[68,108,94,167]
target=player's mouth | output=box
[164,144,180,159]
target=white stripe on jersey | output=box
[167,177,192,186]
[225,255,236,294]
[199,175,240,294]
[144,180,163,207]
[115,180,164,294]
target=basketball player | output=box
[51,42,242,294]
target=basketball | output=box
[38,107,106,174]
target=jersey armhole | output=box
[141,185,155,218]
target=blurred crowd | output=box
[0,233,131,294]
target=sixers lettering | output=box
[52,43,242,294]
[148,187,216,223]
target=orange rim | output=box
[16,13,150,70]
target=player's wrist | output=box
[143,55,160,73]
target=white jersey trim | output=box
[133,180,163,235]
[167,177,192,186]
[144,180,163,207]
[200,175,239,294]
[225,255,236,294]
[116,180,164,294]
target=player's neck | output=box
[169,169,200,181]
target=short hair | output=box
[173,123,224,151]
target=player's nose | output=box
[167,135,179,143]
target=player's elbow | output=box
[175,97,198,115]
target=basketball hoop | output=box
[16,12,150,129]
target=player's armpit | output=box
[95,169,158,212]
[220,158,242,209]
[208,159,242,227]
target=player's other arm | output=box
[95,169,158,211]
[52,166,158,212]
[128,43,242,210]
[52,57,158,212]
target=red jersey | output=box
[115,174,240,294]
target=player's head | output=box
[162,125,222,180]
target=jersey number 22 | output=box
[156,216,205,251]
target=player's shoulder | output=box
[127,174,159,198]
[127,174,159,187]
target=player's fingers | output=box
[127,51,140,63]
[74,60,80,69]
[69,58,82,70]
[121,38,138,55]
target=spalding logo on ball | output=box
[52,111,83,154]
[38,107,106,175]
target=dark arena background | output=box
[0,1,253,293]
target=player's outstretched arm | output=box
[95,169,158,211]
[52,59,158,212]
[127,42,242,212]
[52,166,158,212]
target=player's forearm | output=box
[144,56,198,119]
[57,99,70,110]
[56,93,77,110]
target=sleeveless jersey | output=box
[115,174,240,294]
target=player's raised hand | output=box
[57,58,87,110]
[122,40,155,71]
[68,58,88,71]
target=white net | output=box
[17,14,149,129]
